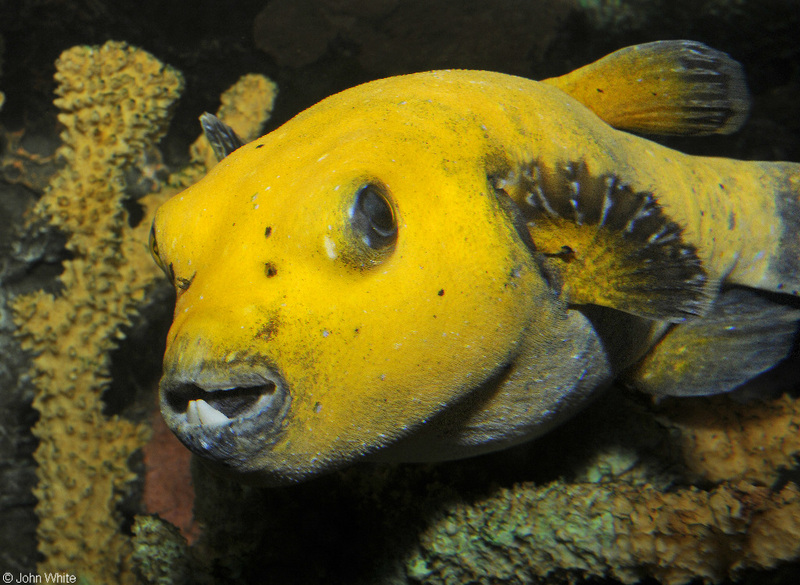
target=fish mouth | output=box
[159,366,291,469]
[166,382,277,425]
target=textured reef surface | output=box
[1,1,799,584]
[11,42,182,582]
[2,37,275,584]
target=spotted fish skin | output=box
[151,42,800,485]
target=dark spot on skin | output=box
[175,273,195,291]
[313,402,322,413]
[265,226,272,238]
[256,144,264,149]
[167,264,195,292]
[719,183,726,190]
[255,316,280,341]
[265,262,278,278]
[544,246,576,262]
[354,328,359,333]
[728,211,736,230]
[437,289,445,296]
[596,88,604,93]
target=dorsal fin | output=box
[493,160,713,321]
[541,40,750,136]
[200,112,246,161]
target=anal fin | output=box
[542,40,750,136]
[628,288,800,397]
[497,160,713,321]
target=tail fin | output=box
[629,163,800,398]
[712,160,800,298]
[763,162,800,297]
[542,40,750,136]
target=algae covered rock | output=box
[132,515,192,585]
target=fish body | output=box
[151,41,800,484]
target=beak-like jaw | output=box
[159,363,291,473]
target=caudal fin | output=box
[763,162,800,297]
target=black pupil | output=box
[359,187,394,237]
[353,185,396,250]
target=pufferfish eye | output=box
[350,183,397,249]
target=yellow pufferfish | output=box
[150,40,800,485]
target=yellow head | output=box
[152,71,605,484]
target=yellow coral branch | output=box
[12,41,183,584]
[10,37,277,583]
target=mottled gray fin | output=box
[628,287,800,397]
[498,160,712,321]
[200,112,245,162]
[542,40,751,136]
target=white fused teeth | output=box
[186,399,230,427]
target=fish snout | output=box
[159,363,291,470]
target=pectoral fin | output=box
[628,288,800,397]
[496,160,713,321]
[542,40,750,136]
